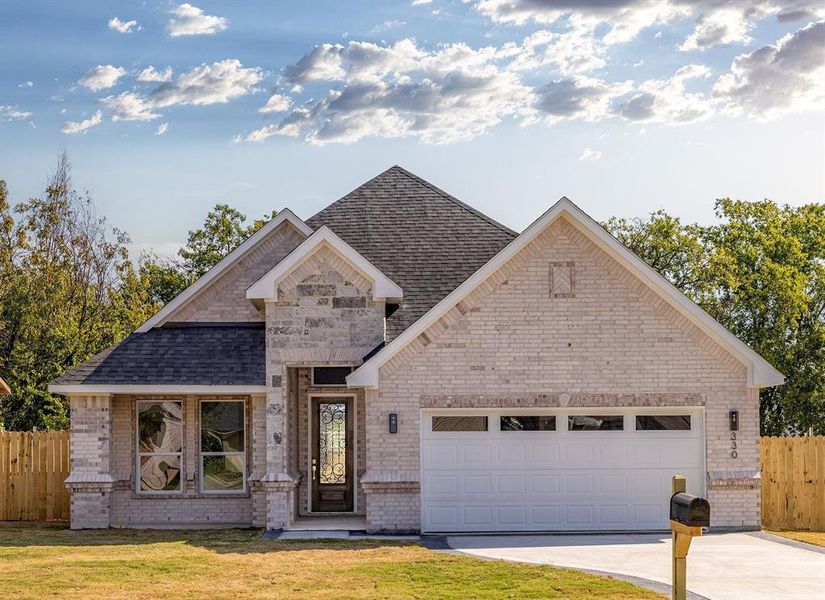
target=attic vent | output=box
[549,262,575,298]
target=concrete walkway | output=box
[447,532,825,600]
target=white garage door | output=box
[421,408,704,533]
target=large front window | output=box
[137,401,183,493]
[200,400,246,493]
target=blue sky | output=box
[1,1,823,258]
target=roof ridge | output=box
[389,166,518,237]
[306,165,399,225]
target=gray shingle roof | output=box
[52,325,265,386]
[307,166,516,339]
[54,166,516,387]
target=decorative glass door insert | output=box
[312,397,353,512]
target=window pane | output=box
[636,415,691,430]
[313,366,353,386]
[138,402,182,453]
[568,415,624,431]
[501,416,556,431]
[201,401,245,452]
[432,416,488,432]
[202,455,245,491]
[140,455,181,492]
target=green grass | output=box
[766,530,825,548]
[0,523,662,599]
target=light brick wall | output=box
[262,248,385,528]
[108,394,254,527]
[293,367,367,516]
[368,217,761,531]
[67,395,115,529]
[170,222,306,323]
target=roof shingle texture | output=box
[307,166,516,340]
[54,166,516,386]
[52,326,265,386]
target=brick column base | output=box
[252,473,300,531]
[362,478,421,534]
[66,478,115,529]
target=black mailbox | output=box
[670,492,710,528]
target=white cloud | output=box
[412,0,432,4]
[61,111,102,134]
[472,1,825,50]
[531,76,633,124]
[679,6,763,51]
[167,3,228,37]
[156,123,169,135]
[473,0,689,45]
[713,19,825,119]
[149,59,262,107]
[579,147,602,160]
[259,93,291,113]
[614,64,714,124]
[18,80,34,88]
[370,20,406,34]
[99,60,261,122]
[77,65,126,91]
[244,39,533,144]
[137,66,173,83]
[0,105,33,121]
[108,17,139,33]
[504,23,606,75]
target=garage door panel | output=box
[532,474,561,494]
[421,409,704,533]
[496,444,527,467]
[424,444,459,468]
[463,475,492,495]
[528,443,560,466]
[566,473,595,494]
[461,444,492,465]
[599,505,629,525]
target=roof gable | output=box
[306,166,517,339]
[137,209,312,332]
[246,226,403,303]
[348,197,785,389]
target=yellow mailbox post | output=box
[669,475,710,600]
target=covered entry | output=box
[420,407,704,533]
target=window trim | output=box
[499,415,557,432]
[431,415,489,433]
[567,414,625,432]
[135,399,184,495]
[199,398,248,495]
[311,366,354,387]
[635,414,692,431]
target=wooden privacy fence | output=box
[0,431,70,521]
[761,436,825,531]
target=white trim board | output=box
[246,225,403,302]
[137,209,313,333]
[48,384,267,395]
[348,197,784,390]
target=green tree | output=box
[605,200,825,435]
[178,204,277,279]
[0,152,157,430]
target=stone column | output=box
[65,394,115,529]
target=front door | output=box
[312,397,353,512]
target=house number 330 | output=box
[730,432,738,459]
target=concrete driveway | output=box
[447,532,825,600]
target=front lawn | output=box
[0,523,661,599]
[767,530,825,548]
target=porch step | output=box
[264,529,420,541]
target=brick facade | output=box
[369,217,760,531]
[66,213,766,532]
